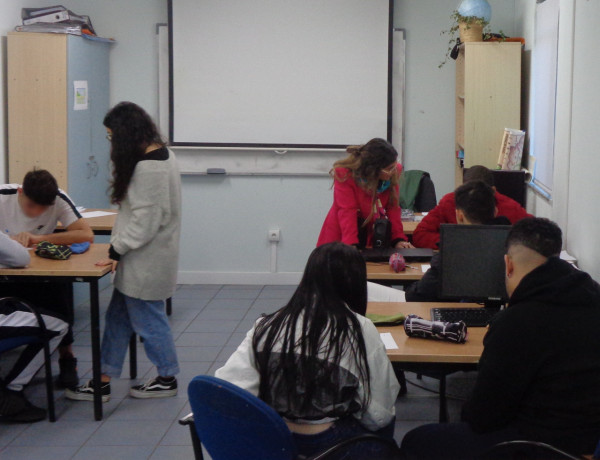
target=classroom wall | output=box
[394,0,517,198]
[8,1,594,284]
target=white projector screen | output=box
[168,0,393,148]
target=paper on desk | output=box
[380,332,399,350]
[81,211,117,218]
[421,264,431,273]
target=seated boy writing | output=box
[0,169,94,388]
[405,180,510,302]
[412,165,530,249]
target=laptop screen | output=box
[440,224,511,303]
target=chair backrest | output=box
[400,170,437,212]
[0,336,42,353]
[187,375,297,460]
[490,170,527,208]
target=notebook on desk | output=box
[361,247,434,262]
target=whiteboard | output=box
[168,0,393,148]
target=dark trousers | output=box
[400,422,523,460]
[292,417,397,460]
[0,282,73,347]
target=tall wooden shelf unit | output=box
[455,42,522,187]
[7,32,112,208]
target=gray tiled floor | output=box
[0,284,477,459]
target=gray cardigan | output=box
[111,148,181,301]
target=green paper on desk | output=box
[366,313,405,326]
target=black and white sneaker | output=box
[130,376,177,399]
[65,380,111,403]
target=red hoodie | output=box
[412,191,532,249]
[317,165,408,247]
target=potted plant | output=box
[440,0,492,68]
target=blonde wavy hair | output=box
[331,138,400,224]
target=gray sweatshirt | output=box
[0,232,30,268]
[111,148,181,300]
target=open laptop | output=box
[431,224,511,327]
[361,247,434,263]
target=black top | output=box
[461,257,600,454]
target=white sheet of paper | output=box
[421,264,431,273]
[81,211,117,218]
[380,332,399,350]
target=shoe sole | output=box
[64,389,110,403]
[129,388,178,399]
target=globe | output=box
[457,0,492,22]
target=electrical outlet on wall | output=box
[268,228,280,242]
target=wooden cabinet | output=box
[7,32,112,208]
[455,42,521,186]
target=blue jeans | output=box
[101,289,179,378]
[292,417,397,460]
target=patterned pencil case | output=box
[403,314,468,344]
[35,241,72,260]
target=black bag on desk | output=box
[357,215,391,248]
[372,218,391,248]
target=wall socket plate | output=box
[268,228,280,242]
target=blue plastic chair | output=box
[0,297,56,422]
[180,375,401,460]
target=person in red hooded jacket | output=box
[317,138,411,248]
[412,165,532,249]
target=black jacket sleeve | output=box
[405,253,442,302]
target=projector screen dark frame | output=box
[167,0,394,149]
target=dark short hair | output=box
[464,165,494,187]
[506,217,562,257]
[22,170,58,206]
[454,180,496,224]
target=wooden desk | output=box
[368,302,485,363]
[0,244,111,421]
[57,209,117,235]
[80,209,117,235]
[367,301,485,422]
[366,261,426,285]
[402,220,418,235]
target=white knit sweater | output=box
[111,148,181,300]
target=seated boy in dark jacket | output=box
[401,217,600,459]
[405,180,510,302]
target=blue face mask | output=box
[377,180,391,194]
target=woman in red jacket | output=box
[317,138,411,248]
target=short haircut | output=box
[506,217,562,258]
[22,169,58,206]
[454,180,496,224]
[464,165,494,187]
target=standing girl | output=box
[318,138,412,248]
[67,102,181,401]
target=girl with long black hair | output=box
[216,242,400,457]
[67,102,181,402]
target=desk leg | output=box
[439,375,448,423]
[90,279,103,421]
[129,334,137,379]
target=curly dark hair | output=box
[103,102,165,204]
